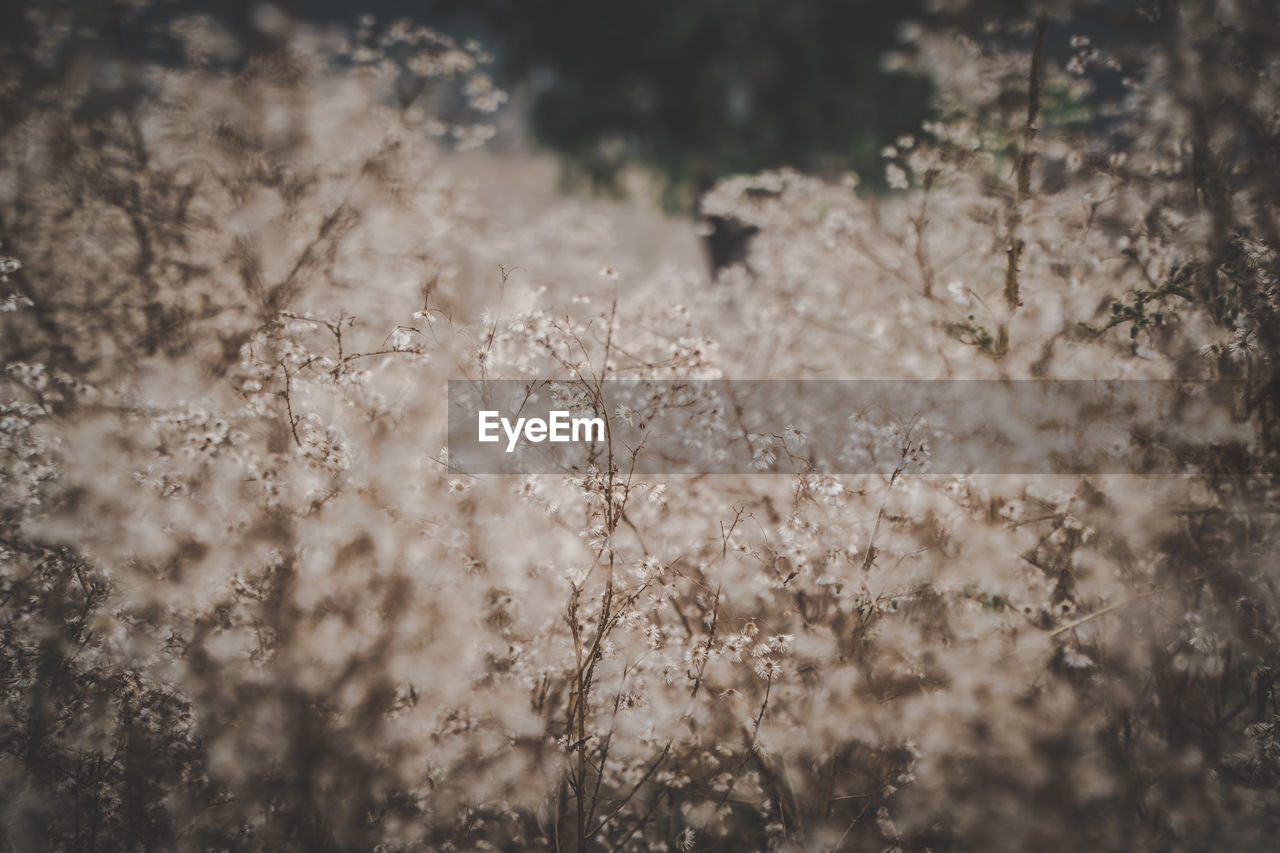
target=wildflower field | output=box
[2,2,1280,850]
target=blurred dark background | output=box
[1,0,943,208]
[425,0,935,205]
[0,0,1162,210]
[298,0,939,204]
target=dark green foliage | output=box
[436,0,934,200]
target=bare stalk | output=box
[1003,10,1050,311]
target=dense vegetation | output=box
[2,1,1280,850]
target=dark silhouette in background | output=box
[701,214,760,278]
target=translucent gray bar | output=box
[447,379,1260,475]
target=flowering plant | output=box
[2,2,1279,851]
